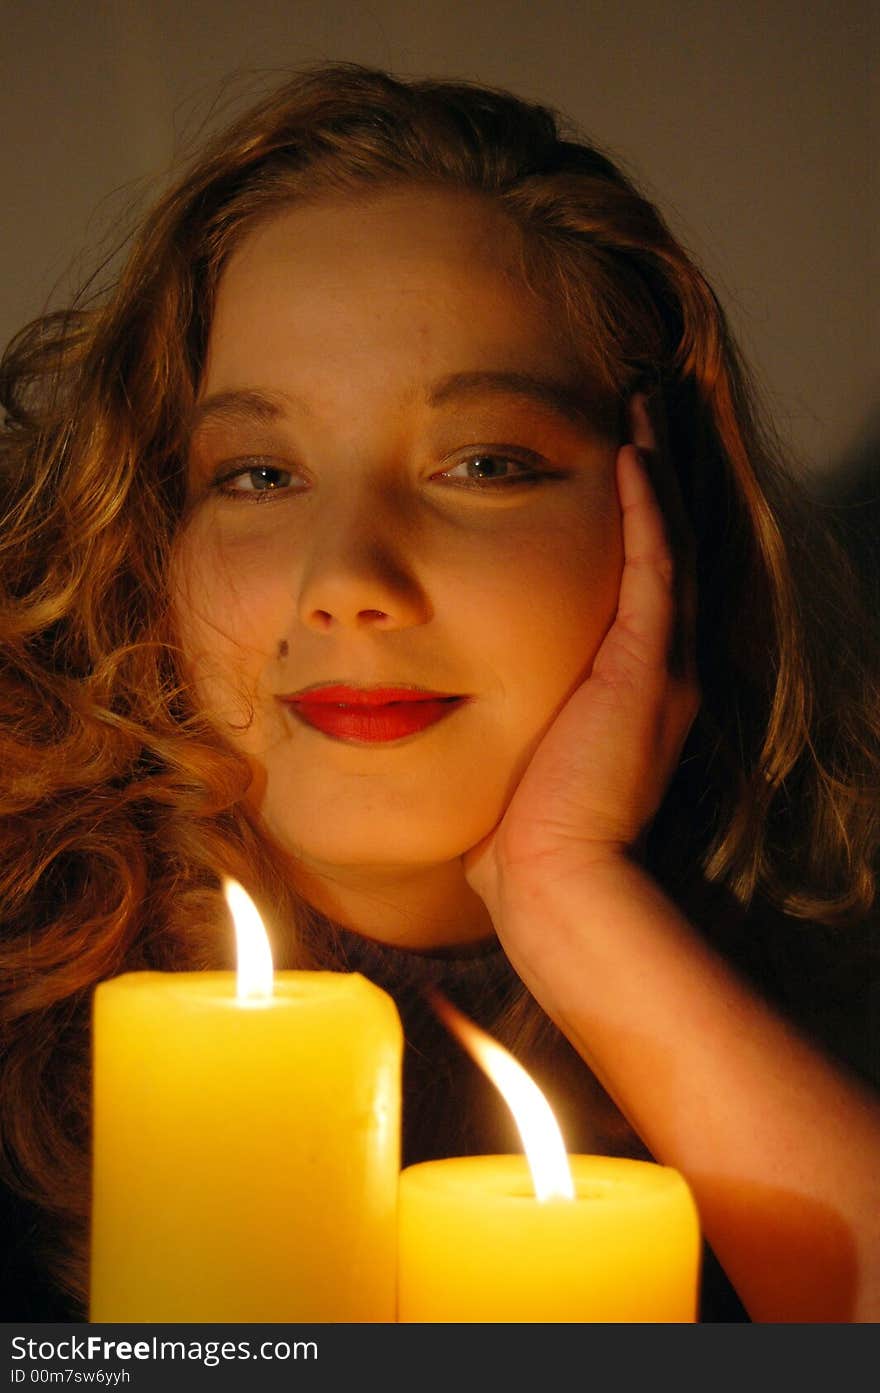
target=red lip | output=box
[278,685,468,744]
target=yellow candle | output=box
[90,968,402,1322]
[398,1154,701,1322]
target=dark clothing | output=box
[1,1186,77,1320]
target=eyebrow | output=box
[189,372,613,438]
[426,370,611,433]
[188,388,299,436]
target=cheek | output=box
[170,524,287,722]
[470,515,623,714]
[181,521,287,629]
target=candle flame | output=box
[223,877,274,1002]
[428,990,575,1202]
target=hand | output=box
[463,437,700,908]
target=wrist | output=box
[474,842,658,928]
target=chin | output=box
[260,813,492,874]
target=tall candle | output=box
[89,884,403,1322]
[398,1154,700,1321]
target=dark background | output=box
[2,0,876,488]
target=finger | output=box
[593,444,676,680]
[626,393,698,673]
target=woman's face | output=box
[174,187,623,925]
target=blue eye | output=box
[438,454,544,487]
[214,460,298,498]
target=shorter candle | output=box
[398,993,701,1322]
[398,1153,701,1322]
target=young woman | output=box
[1,63,878,1323]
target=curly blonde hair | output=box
[1,62,877,1313]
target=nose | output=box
[295,496,432,633]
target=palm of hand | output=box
[463,444,700,904]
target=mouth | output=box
[276,684,469,744]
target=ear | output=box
[626,392,658,454]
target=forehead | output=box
[218,185,527,296]
[202,187,579,397]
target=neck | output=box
[287,855,496,952]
